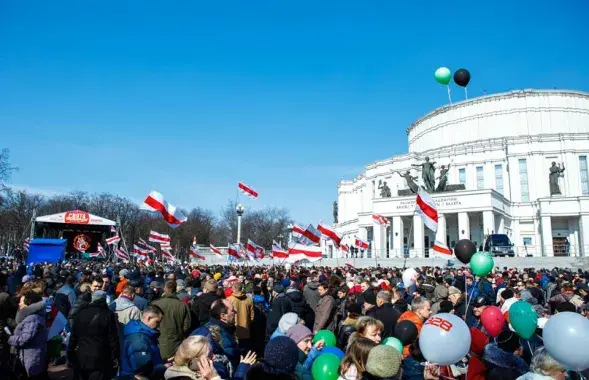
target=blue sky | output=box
[1,0,588,225]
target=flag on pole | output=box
[149,231,170,244]
[432,240,452,256]
[115,248,129,261]
[160,242,171,249]
[162,250,176,263]
[105,235,121,246]
[372,213,390,225]
[133,245,149,260]
[344,262,355,269]
[290,224,305,239]
[287,243,322,263]
[246,239,264,261]
[272,240,288,259]
[90,251,101,258]
[238,182,259,199]
[301,224,321,245]
[340,244,350,254]
[209,244,222,256]
[110,226,116,233]
[317,223,341,246]
[138,238,157,253]
[97,242,106,256]
[189,247,205,260]
[227,244,241,259]
[354,238,369,250]
[416,188,438,233]
[142,190,187,228]
[23,238,30,251]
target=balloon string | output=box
[464,87,468,99]
[447,85,452,104]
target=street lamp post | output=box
[236,204,245,244]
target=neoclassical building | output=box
[334,89,589,258]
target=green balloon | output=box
[382,337,403,353]
[313,329,337,347]
[434,67,452,85]
[311,353,341,380]
[470,252,494,277]
[509,301,538,340]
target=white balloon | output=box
[543,312,589,371]
[419,313,471,365]
[402,268,418,287]
[284,263,292,271]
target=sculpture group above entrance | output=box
[395,156,465,196]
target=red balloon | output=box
[481,306,504,337]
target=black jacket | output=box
[68,298,119,371]
[68,291,91,330]
[286,289,313,327]
[337,324,356,349]
[266,293,292,334]
[191,292,220,327]
[371,303,401,339]
[392,298,408,315]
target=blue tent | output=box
[26,238,67,266]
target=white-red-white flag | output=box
[246,239,264,261]
[149,231,170,244]
[90,251,101,258]
[340,244,350,253]
[190,247,205,260]
[416,188,438,233]
[432,240,452,256]
[317,223,341,246]
[115,248,129,261]
[209,244,222,256]
[238,182,258,199]
[272,240,288,259]
[355,238,369,250]
[287,243,322,263]
[300,224,321,245]
[138,238,157,253]
[290,224,305,238]
[372,213,389,225]
[227,244,241,259]
[142,190,187,228]
[110,226,117,233]
[23,238,30,251]
[162,250,176,263]
[106,235,121,246]
[133,244,149,260]
[160,242,171,249]
[344,262,355,269]
[97,242,106,256]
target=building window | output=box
[495,164,504,195]
[476,166,484,189]
[458,168,466,185]
[519,159,529,202]
[580,156,589,196]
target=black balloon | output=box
[454,239,477,264]
[453,68,471,87]
[394,320,418,346]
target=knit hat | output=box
[263,336,299,374]
[287,325,313,344]
[278,313,300,334]
[273,284,284,294]
[448,286,462,296]
[364,292,377,306]
[365,345,402,378]
[281,278,292,288]
[119,269,129,278]
[91,290,107,302]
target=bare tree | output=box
[0,148,18,205]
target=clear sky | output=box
[1,0,588,225]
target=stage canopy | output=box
[35,210,116,226]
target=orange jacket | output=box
[115,278,128,297]
[397,310,424,357]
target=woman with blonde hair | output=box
[347,316,383,349]
[338,337,377,380]
[517,347,567,380]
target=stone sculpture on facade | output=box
[333,201,338,223]
[396,159,465,196]
[549,161,565,195]
[436,164,450,192]
[378,180,392,198]
[395,171,420,194]
[412,156,436,192]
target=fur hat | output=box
[365,345,402,378]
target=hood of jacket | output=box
[164,364,202,380]
[286,288,304,301]
[483,344,529,375]
[433,285,449,301]
[16,300,46,324]
[305,281,319,290]
[124,318,160,339]
[231,290,247,300]
[114,295,137,312]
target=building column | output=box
[483,211,495,237]
[541,216,553,257]
[413,214,425,258]
[458,212,470,240]
[496,215,505,234]
[392,217,404,258]
[435,214,447,245]
[388,219,394,258]
[373,224,385,258]
[579,216,589,258]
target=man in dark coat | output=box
[68,290,119,380]
[285,284,313,327]
[191,279,220,328]
[303,275,321,313]
[266,284,292,335]
[372,290,401,339]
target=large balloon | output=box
[509,301,538,340]
[394,320,418,346]
[543,312,589,371]
[470,252,494,277]
[453,239,477,264]
[434,67,452,85]
[313,330,337,347]
[453,69,471,87]
[402,267,419,287]
[480,306,504,337]
[320,346,345,360]
[382,337,403,353]
[311,353,341,380]
[419,313,471,365]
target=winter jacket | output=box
[0,293,17,362]
[287,288,313,327]
[482,343,529,378]
[453,275,466,292]
[453,298,472,320]
[250,295,268,356]
[56,284,76,309]
[8,300,47,377]
[314,293,336,332]
[266,292,292,334]
[54,284,76,317]
[68,291,91,330]
[402,355,425,380]
[191,292,220,326]
[67,298,119,372]
[397,310,424,357]
[116,278,129,297]
[191,318,240,369]
[133,294,149,311]
[467,282,480,300]
[303,281,321,312]
[392,298,408,314]
[152,292,192,359]
[337,323,356,350]
[227,291,254,340]
[295,347,320,380]
[120,319,165,378]
[164,365,211,380]
[432,284,448,303]
[371,303,400,339]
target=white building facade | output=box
[334,89,589,259]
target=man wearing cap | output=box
[467,295,488,329]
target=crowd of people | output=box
[1,258,588,380]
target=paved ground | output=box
[48,365,73,380]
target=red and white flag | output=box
[90,251,101,258]
[317,223,341,246]
[355,238,369,250]
[416,188,438,233]
[291,224,305,238]
[97,242,106,256]
[142,190,187,228]
[340,244,350,254]
[287,243,322,263]
[133,244,149,260]
[149,231,170,244]
[110,226,117,233]
[372,213,389,225]
[245,239,259,261]
[160,242,171,249]
[162,250,176,263]
[344,262,355,269]
[115,248,129,261]
[238,182,259,199]
[227,244,241,259]
[300,224,321,245]
[272,240,288,259]
[432,240,452,256]
[23,238,30,251]
[138,238,157,253]
[209,244,222,256]
[190,247,205,260]
[106,235,121,246]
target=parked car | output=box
[483,234,515,257]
